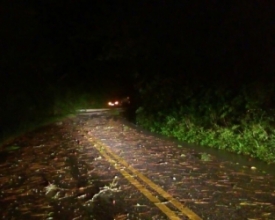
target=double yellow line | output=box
[88,136,202,220]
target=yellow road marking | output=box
[88,136,202,220]
[94,145,181,220]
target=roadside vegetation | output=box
[2,1,274,165]
[135,76,275,164]
[0,80,107,145]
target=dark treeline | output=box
[2,1,274,90]
[1,1,275,160]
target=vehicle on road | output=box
[107,96,130,107]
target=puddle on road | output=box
[177,142,275,176]
[121,111,275,176]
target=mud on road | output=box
[1,110,275,219]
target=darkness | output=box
[1,1,275,117]
[1,1,275,80]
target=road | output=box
[0,109,274,219]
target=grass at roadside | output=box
[135,81,275,164]
[0,86,107,146]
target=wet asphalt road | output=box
[0,109,275,219]
[77,110,275,220]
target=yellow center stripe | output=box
[94,144,181,219]
[88,136,202,220]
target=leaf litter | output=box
[0,120,126,220]
[2,113,275,219]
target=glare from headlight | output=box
[108,101,120,106]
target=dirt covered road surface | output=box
[0,109,275,220]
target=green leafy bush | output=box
[136,80,275,164]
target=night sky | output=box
[1,1,275,95]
